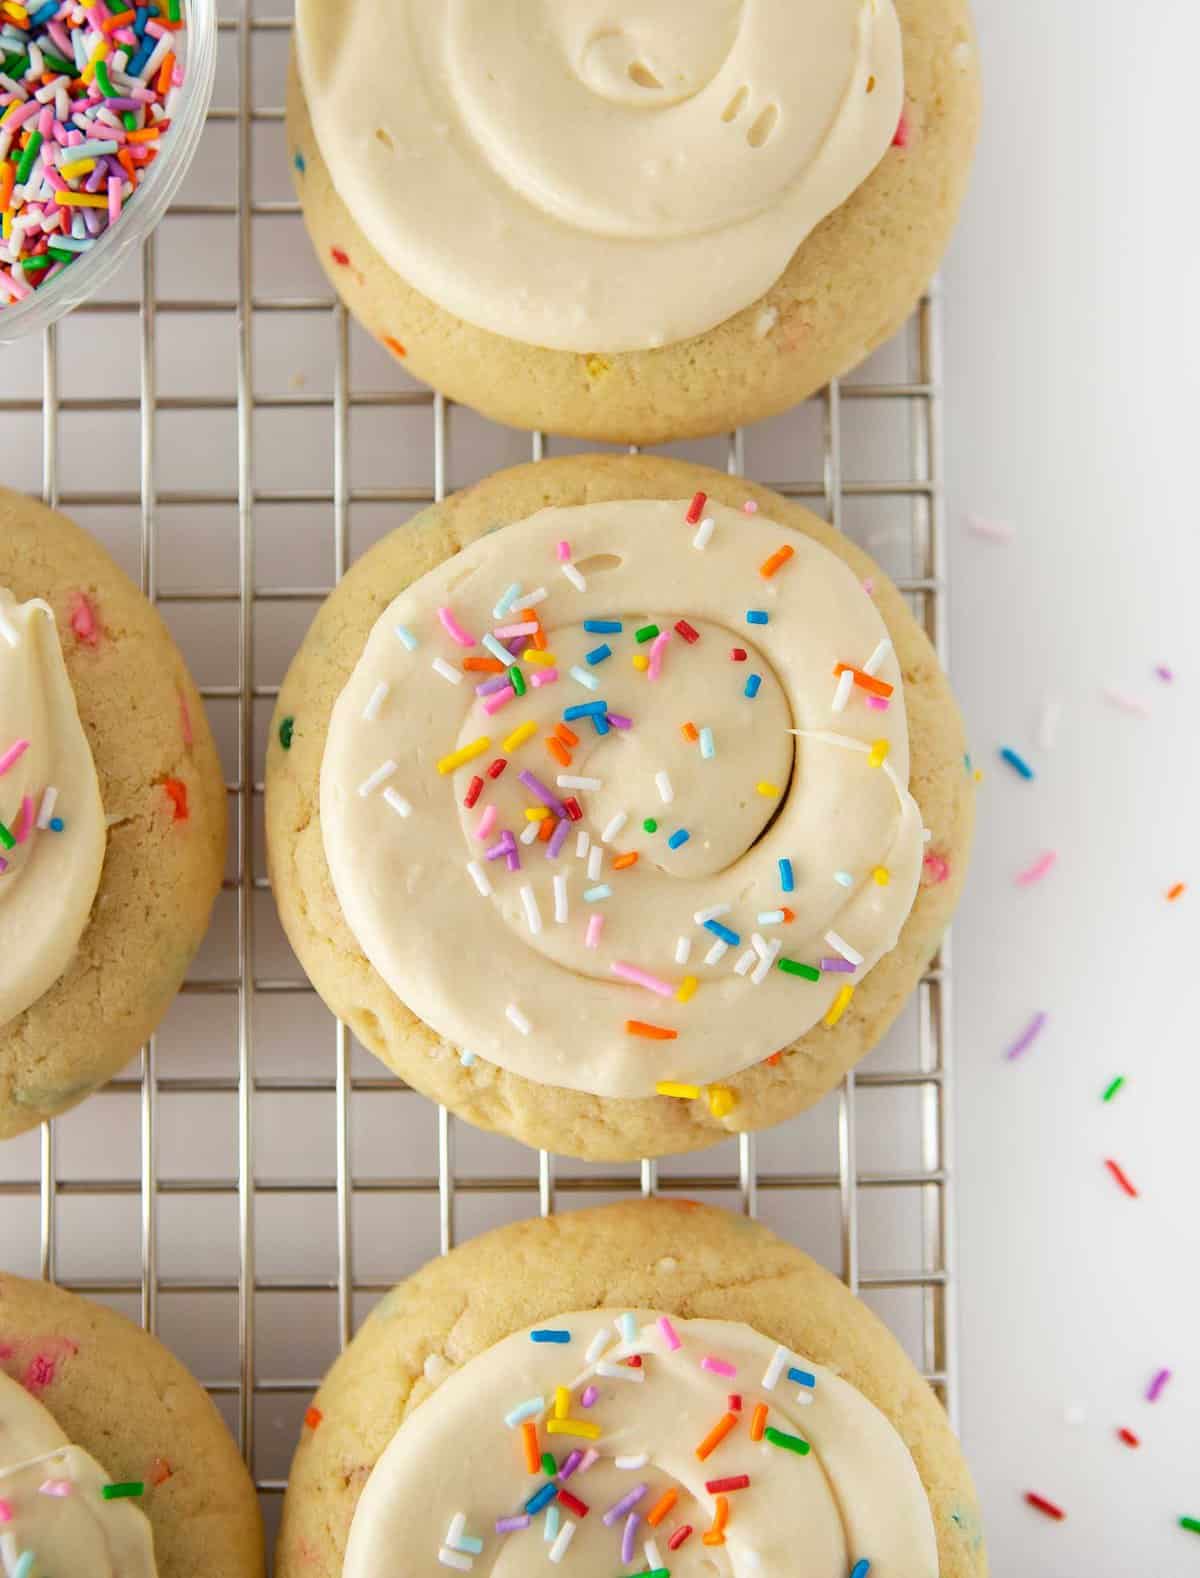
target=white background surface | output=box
[945,1,1199,1568]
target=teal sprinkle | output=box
[294,150,306,174]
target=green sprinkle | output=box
[627,1570,670,1578]
[21,256,51,274]
[279,716,295,750]
[41,50,76,75]
[15,129,42,188]
[4,54,30,82]
[47,247,79,263]
[1102,1076,1125,1103]
[634,623,660,644]
[778,957,821,982]
[0,819,14,851]
[94,58,114,98]
[764,1425,810,1456]
[1180,1517,1200,1535]
[510,666,526,697]
[122,110,139,132]
[167,0,181,19]
[102,1481,144,1500]
[642,818,658,834]
[540,1451,556,1477]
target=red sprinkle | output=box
[625,1355,643,1369]
[304,1407,323,1430]
[557,1489,589,1518]
[1024,1492,1065,1521]
[563,797,583,822]
[705,1475,750,1494]
[674,619,700,644]
[163,779,189,822]
[892,109,910,148]
[730,648,747,662]
[463,776,484,809]
[686,491,707,525]
[1117,1428,1140,1448]
[727,1394,742,1412]
[668,1525,694,1551]
[330,246,351,266]
[487,757,508,780]
[1105,1159,1139,1198]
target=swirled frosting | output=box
[0,1371,157,1576]
[295,0,904,352]
[320,498,926,1102]
[0,589,106,1028]
[344,1309,937,1576]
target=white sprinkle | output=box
[504,1396,545,1427]
[754,305,779,339]
[757,909,785,926]
[482,633,517,667]
[466,860,492,897]
[492,583,522,619]
[520,821,541,845]
[598,1365,646,1385]
[1039,700,1062,750]
[705,939,729,966]
[548,1521,577,1564]
[833,871,854,888]
[584,884,612,902]
[553,871,569,923]
[923,828,933,843]
[36,787,59,830]
[506,1004,532,1035]
[362,681,390,721]
[794,1389,815,1406]
[459,1049,477,1068]
[692,517,715,550]
[863,638,893,677]
[762,1344,790,1391]
[561,563,587,592]
[614,1453,649,1468]
[734,948,757,977]
[382,787,412,818]
[520,883,542,934]
[445,1514,468,1551]
[585,1329,611,1363]
[750,939,782,984]
[644,1540,663,1572]
[357,759,397,797]
[824,929,864,966]
[587,845,603,881]
[522,587,549,608]
[694,903,730,925]
[966,512,1014,542]
[569,665,599,691]
[654,771,674,804]
[437,1548,471,1572]
[674,936,691,965]
[576,830,591,859]
[1102,687,1150,718]
[432,657,463,686]
[557,775,602,791]
[601,811,627,844]
[750,933,771,960]
[831,670,855,713]
[699,727,715,759]
[394,624,418,651]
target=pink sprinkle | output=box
[13,795,34,845]
[580,1385,598,1408]
[0,1500,11,1523]
[700,1356,737,1378]
[578,1449,599,1474]
[1155,665,1173,683]
[585,914,604,949]
[611,960,674,997]
[493,622,538,639]
[1005,1011,1047,1060]
[437,606,475,647]
[657,1316,681,1352]
[966,513,1014,543]
[892,109,910,147]
[556,541,571,562]
[1146,1368,1172,1403]
[178,689,194,748]
[862,578,875,596]
[38,1480,72,1498]
[474,805,498,842]
[1016,850,1058,887]
[921,852,950,887]
[742,500,758,515]
[530,668,559,688]
[482,685,517,715]
[107,176,122,225]
[866,695,890,711]
[70,592,98,645]
[1102,688,1150,718]
[647,631,671,682]
[0,739,30,776]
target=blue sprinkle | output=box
[459,1048,477,1068]
[746,610,769,625]
[999,746,1034,780]
[293,150,306,175]
[543,1503,560,1542]
[585,643,612,666]
[703,919,740,947]
[592,713,610,735]
[850,1564,872,1578]
[563,701,607,720]
[779,858,795,893]
[583,619,623,634]
[699,727,714,759]
[524,1483,558,1515]
[49,817,64,833]
[787,1366,816,1388]
[618,1312,637,1342]
[394,624,418,651]
[667,829,690,851]
[584,883,613,901]
[134,5,152,36]
[744,673,762,699]
[530,1329,571,1344]
[28,0,59,24]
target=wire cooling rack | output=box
[0,2,957,1565]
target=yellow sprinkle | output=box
[824,985,854,1028]
[57,159,97,181]
[436,736,491,775]
[632,654,649,672]
[525,806,550,822]
[522,649,556,667]
[656,1081,701,1100]
[872,867,890,886]
[546,1418,601,1440]
[80,36,110,84]
[867,739,890,769]
[2,3,30,19]
[675,975,698,1004]
[974,768,983,782]
[502,720,537,752]
[53,192,110,208]
[706,1085,736,1118]
[1,212,10,241]
[756,782,780,798]
[585,353,610,378]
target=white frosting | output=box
[0,1372,157,1576]
[0,589,106,1028]
[344,1310,937,1576]
[295,0,904,352]
[320,498,925,1101]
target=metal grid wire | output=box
[0,2,956,1564]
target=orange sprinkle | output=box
[155,49,175,95]
[0,161,13,210]
[149,1457,173,1486]
[538,814,556,843]
[521,1420,539,1474]
[702,1495,729,1545]
[463,656,505,673]
[681,721,699,742]
[101,7,136,28]
[612,851,639,870]
[545,735,571,767]
[555,722,579,747]
[163,778,189,822]
[125,127,160,144]
[759,544,795,579]
[626,1020,678,1042]
[1167,883,1186,901]
[521,608,547,651]
[304,1407,323,1430]
[750,1403,767,1442]
[833,663,894,699]
[764,1051,783,1067]
[695,1412,738,1461]
[118,149,137,181]
[382,335,407,358]
[646,1489,678,1527]
[780,906,795,923]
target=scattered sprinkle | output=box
[764,1426,809,1456]
[1104,1158,1139,1198]
[744,673,762,699]
[1146,1368,1172,1403]
[1005,1012,1047,1061]
[279,717,295,750]
[1117,1427,1140,1448]
[1101,1075,1125,1103]
[1016,850,1057,886]
[999,746,1034,780]
[1167,883,1186,902]
[626,1020,677,1040]
[1024,1492,1065,1521]
[506,1004,532,1036]
[101,1482,144,1501]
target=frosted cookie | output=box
[0,1272,264,1577]
[266,455,972,1160]
[0,491,227,1140]
[287,0,980,443]
[276,1200,986,1577]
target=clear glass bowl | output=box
[0,0,217,343]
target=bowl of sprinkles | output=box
[0,0,216,336]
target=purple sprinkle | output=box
[558,1450,584,1482]
[1005,1011,1047,1061]
[518,769,567,819]
[102,97,144,111]
[605,713,633,730]
[496,1515,531,1533]
[602,1484,647,1527]
[476,674,511,697]
[1146,1368,1172,1402]
[485,837,511,861]
[819,957,856,974]
[505,848,521,873]
[621,1512,641,1563]
[1155,665,1174,683]
[580,1385,598,1408]
[546,817,570,859]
